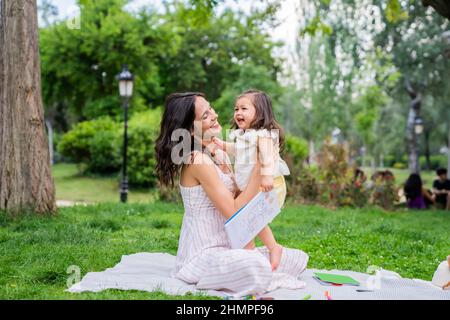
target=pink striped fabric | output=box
[172,160,309,297]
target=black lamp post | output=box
[116,65,134,203]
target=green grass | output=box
[1,202,449,299]
[53,163,156,203]
[2,163,447,299]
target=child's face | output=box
[234,97,256,130]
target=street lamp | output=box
[116,65,134,203]
[331,127,341,144]
[414,117,424,135]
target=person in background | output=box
[432,168,450,210]
[366,170,384,190]
[383,170,395,182]
[404,173,435,209]
[352,168,367,188]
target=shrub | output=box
[288,139,397,209]
[393,162,406,169]
[369,179,399,210]
[288,168,321,204]
[337,183,369,208]
[89,130,123,173]
[126,108,162,187]
[284,135,309,162]
[383,155,396,168]
[57,117,122,174]
[284,135,308,175]
[315,138,351,188]
[57,108,162,186]
[157,181,182,203]
[419,155,447,170]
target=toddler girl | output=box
[213,89,290,270]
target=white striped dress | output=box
[171,160,309,297]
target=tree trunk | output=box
[422,0,450,20]
[405,78,421,174]
[406,107,419,174]
[0,0,57,215]
[448,124,450,172]
[424,129,431,170]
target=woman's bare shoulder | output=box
[181,152,216,186]
[182,152,216,175]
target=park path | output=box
[56,200,92,207]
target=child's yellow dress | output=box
[229,129,290,208]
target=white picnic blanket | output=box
[66,252,450,300]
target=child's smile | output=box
[234,97,256,130]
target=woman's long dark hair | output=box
[232,89,285,152]
[155,92,205,187]
[404,173,423,200]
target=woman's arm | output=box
[188,153,261,219]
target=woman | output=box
[404,173,435,209]
[155,92,308,297]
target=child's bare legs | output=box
[244,240,256,250]
[258,226,282,271]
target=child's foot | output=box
[269,244,283,271]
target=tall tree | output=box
[0,0,56,215]
[422,0,450,20]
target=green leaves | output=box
[385,0,409,23]
[40,0,280,126]
[300,16,333,37]
[57,117,122,173]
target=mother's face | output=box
[193,96,222,139]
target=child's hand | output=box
[212,137,226,150]
[261,175,274,192]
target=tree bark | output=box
[422,0,450,20]
[448,122,450,172]
[405,78,421,174]
[0,0,57,215]
[424,128,431,170]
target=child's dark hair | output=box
[233,89,285,152]
[404,173,423,200]
[353,168,365,182]
[436,167,447,176]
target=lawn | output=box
[0,201,449,299]
[53,163,156,204]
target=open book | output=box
[224,190,280,249]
